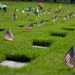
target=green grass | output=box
[0,1,75,75]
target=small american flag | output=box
[3,7,7,15]
[47,8,51,14]
[26,24,33,30]
[63,16,67,20]
[47,11,50,14]
[38,20,44,27]
[67,12,73,19]
[22,8,25,13]
[64,46,75,68]
[12,13,17,20]
[12,9,17,20]
[4,28,14,41]
[52,15,58,22]
[25,13,29,18]
[42,10,46,14]
[54,11,58,14]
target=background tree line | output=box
[0,0,74,3]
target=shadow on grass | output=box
[18,25,24,27]
[32,39,52,48]
[61,28,74,31]
[0,29,5,32]
[50,32,66,37]
[44,20,49,22]
[6,54,31,62]
[33,22,38,24]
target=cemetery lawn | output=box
[0,1,75,75]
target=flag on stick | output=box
[64,46,75,68]
[67,12,73,19]
[38,20,44,27]
[63,16,67,20]
[4,28,14,41]
[12,13,17,20]
[25,13,29,18]
[42,10,46,14]
[26,24,33,30]
[52,15,58,22]
[47,8,51,14]
[3,5,7,15]
[12,9,17,20]
[22,8,25,13]
[47,10,50,14]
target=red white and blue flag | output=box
[52,15,58,22]
[26,24,33,30]
[12,13,17,20]
[64,46,75,68]
[38,20,44,27]
[4,28,14,41]
[26,13,29,18]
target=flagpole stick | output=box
[36,16,37,20]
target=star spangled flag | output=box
[3,10,6,15]
[26,24,33,30]
[47,11,50,14]
[12,13,17,20]
[25,13,29,18]
[52,15,58,22]
[4,28,14,41]
[3,5,7,15]
[47,8,51,14]
[42,10,46,14]
[7,9,10,12]
[54,11,58,14]
[38,20,44,27]
[22,9,25,13]
[67,12,73,19]
[64,46,75,68]
[16,9,19,12]
[63,16,67,20]
[12,9,17,20]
